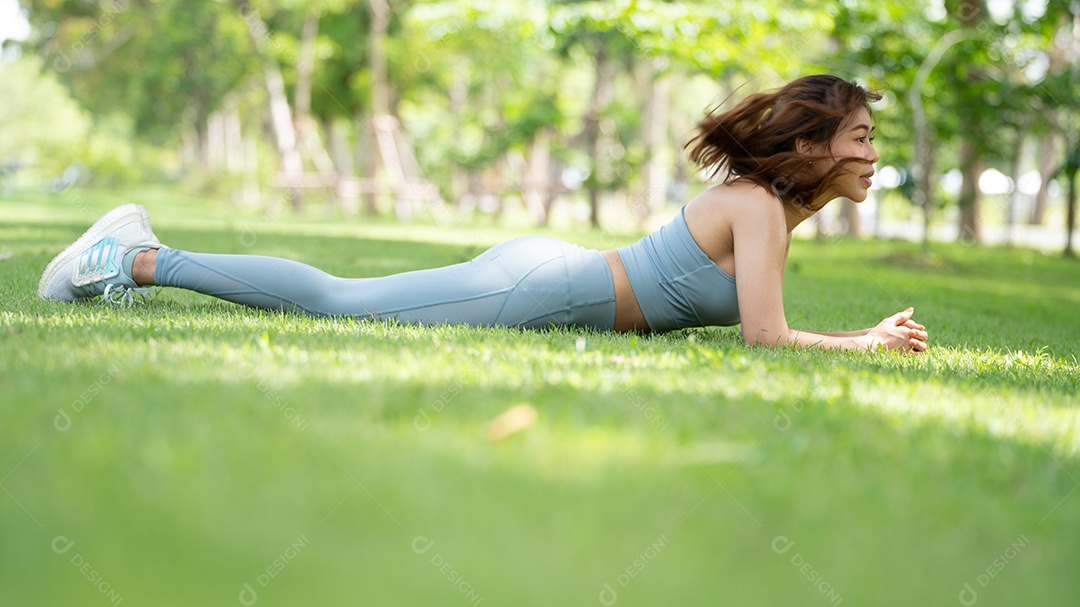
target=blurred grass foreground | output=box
[1,190,1078,606]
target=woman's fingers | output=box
[889,307,915,325]
[908,338,927,353]
[901,319,926,331]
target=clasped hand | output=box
[863,307,929,353]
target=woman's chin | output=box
[849,189,869,203]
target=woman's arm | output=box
[789,309,928,352]
[730,192,927,352]
[799,329,869,337]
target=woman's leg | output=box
[143,237,616,329]
[38,204,614,329]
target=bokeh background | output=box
[1,0,1078,251]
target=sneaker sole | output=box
[37,204,158,300]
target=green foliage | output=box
[310,5,372,118]
[28,0,257,143]
[0,56,90,176]
[11,0,1080,235]
[831,0,1077,209]
[0,57,165,186]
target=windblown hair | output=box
[685,75,881,210]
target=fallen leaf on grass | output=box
[487,404,538,442]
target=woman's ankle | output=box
[132,249,158,286]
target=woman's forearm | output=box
[742,327,872,350]
[785,328,872,350]
[800,328,870,338]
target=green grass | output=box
[2,187,1078,606]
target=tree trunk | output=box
[242,132,260,205]
[294,9,318,122]
[1033,17,1068,224]
[207,111,225,170]
[224,95,244,176]
[367,0,434,219]
[326,117,359,216]
[492,81,508,219]
[522,129,551,225]
[369,0,416,220]
[294,8,337,199]
[449,66,469,207]
[909,29,966,251]
[1005,127,1026,245]
[234,0,304,209]
[957,140,983,244]
[355,110,379,215]
[669,89,690,207]
[369,0,390,118]
[1066,167,1077,257]
[640,57,669,226]
[952,0,985,244]
[196,118,211,169]
[179,125,198,178]
[1030,134,1058,225]
[583,44,614,229]
[839,198,861,236]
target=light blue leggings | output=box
[153,236,617,330]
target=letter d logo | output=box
[411,536,435,555]
[773,410,792,432]
[238,582,258,605]
[51,536,75,555]
[958,582,977,606]
[598,582,618,606]
[413,409,432,432]
[54,409,72,432]
[771,535,794,555]
[52,51,72,73]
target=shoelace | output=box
[102,283,150,307]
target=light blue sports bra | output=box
[616,206,739,332]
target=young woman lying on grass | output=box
[39,74,928,353]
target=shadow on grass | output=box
[3,362,1077,606]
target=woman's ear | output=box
[795,138,814,155]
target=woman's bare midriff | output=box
[601,250,650,333]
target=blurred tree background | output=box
[2,0,1078,252]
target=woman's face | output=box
[809,107,880,202]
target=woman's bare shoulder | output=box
[686,180,785,226]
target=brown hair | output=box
[685,75,881,210]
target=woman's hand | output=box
[862,307,929,353]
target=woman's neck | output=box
[781,191,836,233]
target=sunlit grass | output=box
[1,186,1078,606]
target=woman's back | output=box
[681,179,789,279]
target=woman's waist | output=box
[615,238,740,330]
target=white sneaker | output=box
[38,204,162,305]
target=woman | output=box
[39,75,928,353]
